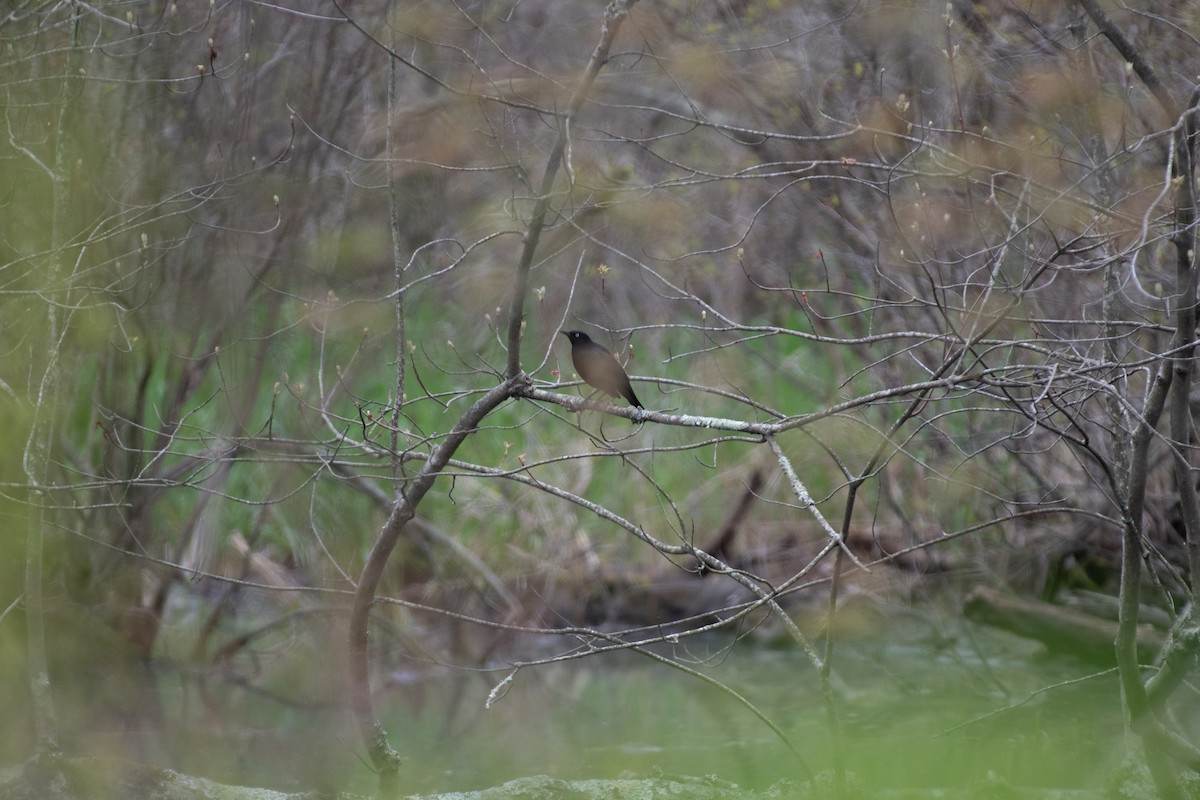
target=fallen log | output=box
[964,586,1166,664]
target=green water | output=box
[370,611,1125,795]
[22,606,1147,795]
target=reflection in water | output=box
[371,609,1122,794]
[20,605,1133,795]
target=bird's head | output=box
[560,330,591,344]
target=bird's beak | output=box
[559,330,569,338]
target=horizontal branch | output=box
[518,373,989,434]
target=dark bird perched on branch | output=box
[560,330,643,417]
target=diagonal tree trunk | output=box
[342,2,640,791]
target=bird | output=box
[560,330,643,417]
